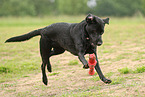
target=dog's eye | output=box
[100,32,104,35]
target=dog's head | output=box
[85,14,109,46]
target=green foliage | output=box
[0,0,55,16]
[0,0,144,16]
[31,0,56,16]
[57,0,88,15]
[94,0,145,16]
[0,0,36,16]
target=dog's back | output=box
[41,22,82,54]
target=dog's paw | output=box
[43,76,48,85]
[83,64,89,69]
[47,65,52,72]
[103,78,112,84]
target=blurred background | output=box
[0,0,145,17]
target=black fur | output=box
[5,14,112,85]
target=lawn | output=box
[0,16,145,97]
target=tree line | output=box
[0,0,144,17]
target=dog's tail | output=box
[5,28,42,43]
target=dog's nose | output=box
[97,42,102,46]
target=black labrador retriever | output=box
[5,14,112,85]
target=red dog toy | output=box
[88,54,97,75]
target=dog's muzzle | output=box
[97,41,103,46]
[91,42,102,47]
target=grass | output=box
[68,60,79,65]
[0,66,12,74]
[134,66,145,73]
[90,76,100,81]
[0,16,145,97]
[118,66,145,74]
[48,72,60,76]
[118,67,130,74]
[111,76,126,85]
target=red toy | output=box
[88,54,97,75]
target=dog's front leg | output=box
[75,43,89,69]
[78,52,89,69]
[94,52,112,84]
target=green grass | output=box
[68,60,79,65]
[90,76,100,81]
[118,66,145,74]
[111,76,126,85]
[0,66,12,74]
[118,67,130,74]
[134,66,145,73]
[48,72,60,76]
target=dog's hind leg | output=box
[41,63,47,85]
[46,58,52,73]
[46,47,65,72]
[40,37,52,85]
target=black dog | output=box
[5,14,112,85]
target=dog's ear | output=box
[103,18,109,25]
[86,14,95,24]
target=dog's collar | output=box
[84,23,96,47]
